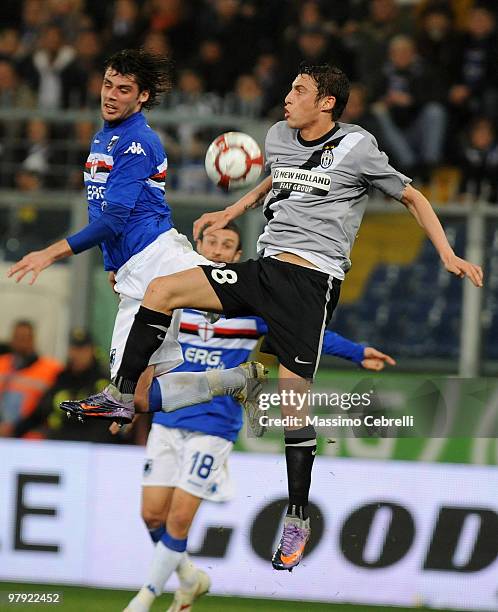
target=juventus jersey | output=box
[84,111,172,271]
[258,121,411,279]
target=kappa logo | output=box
[106,135,120,152]
[124,141,146,155]
[320,146,334,169]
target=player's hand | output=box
[7,249,55,285]
[442,253,483,287]
[108,271,117,292]
[361,347,396,371]
[109,414,139,435]
[193,209,233,241]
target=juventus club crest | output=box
[197,321,215,342]
[320,147,334,169]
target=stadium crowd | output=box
[0,320,147,443]
[0,0,496,201]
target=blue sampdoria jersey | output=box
[152,310,367,442]
[84,111,173,271]
[153,310,266,442]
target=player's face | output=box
[284,73,334,129]
[197,229,241,263]
[101,68,149,123]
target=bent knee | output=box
[167,511,193,537]
[142,507,166,529]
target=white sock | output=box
[176,553,198,590]
[156,372,212,412]
[157,368,245,413]
[145,540,184,596]
[205,367,245,396]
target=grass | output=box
[0,582,459,611]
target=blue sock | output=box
[161,530,187,553]
[148,378,162,413]
[148,524,166,543]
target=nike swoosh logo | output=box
[281,544,305,565]
[157,334,165,341]
[295,356,313,364]
[93,139,100,143]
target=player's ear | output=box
[233,249,242,262]
[321,95,335,113]
[139,89,150,105]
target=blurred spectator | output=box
[448,4,498,120]
[63,119,97,189]
[352,0,414,88]
[0,59,35,109]
[11,328,124,443]
[0,28,23,62]
[253,51,281,117]
[18,0,48,57]
[286,24,355,81]
[141,30,171,57]
[47,0,92,43]
[194,39,231,96]
[20,24,75,109]
[84,69,104,108]
[458,116,498,203]
[371,35,447,180]
[415,4,462,102]
[106,0,145,54]
[61,29,104,107]
[341,82,388,153]
[0,320,62,438]
[224,74,264,117]
[200,0,259,78]
[145,0,193,62]
[16,118,54,184]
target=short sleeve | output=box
[104,138,154,208]
[359,136,411,201]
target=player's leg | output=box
[115,267,222,390]
[126,427,184,612]
[141,485,173,544]
[271,363,314,572]
[61,262,264,422]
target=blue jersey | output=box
[84,112,173,271]
[153,310,366,442]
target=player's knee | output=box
[167,509,192,539]
[146,277,176,310]
[141,507,165,529]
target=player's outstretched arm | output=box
[7,239,73,285]
[193,175,272,240]
[400,184,483,288]
[322,330,396,371]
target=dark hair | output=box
[13,319,34,330]
[103,48,172,110]
[298,62,350,120]
[199,221,243,251]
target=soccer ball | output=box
[205,131,263,190]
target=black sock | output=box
[114,306,172,393]
[284,425,316,520]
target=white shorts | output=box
[142,424,234,502]
[109,229,210,378]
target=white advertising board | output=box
[1,439,497,610]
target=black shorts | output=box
[200,257,341,379]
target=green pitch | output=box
[0,583,459,612]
